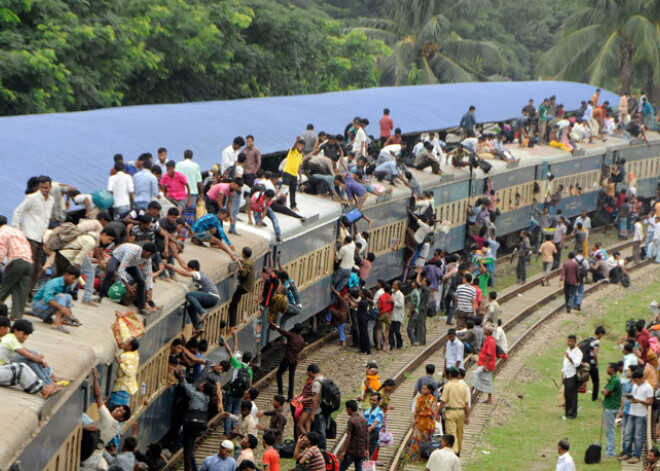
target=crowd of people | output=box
[0,86,659,471]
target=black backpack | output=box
[231,367,251,398]
[317,378,341,415]
[578,336,595,364]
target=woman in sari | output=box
[408,383,437,462]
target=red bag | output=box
[321,451,339,471]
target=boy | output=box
[485,291,501,325]
[262,432,281,471]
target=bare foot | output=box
[41,383,62,399]
[81,300,99,307]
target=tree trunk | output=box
[619,39,634,95]
[646,62,657,105]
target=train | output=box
[2,85,660,471]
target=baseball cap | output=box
[221,440,234,450]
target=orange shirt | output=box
[263,447,280,471]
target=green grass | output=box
[471,277,660,470]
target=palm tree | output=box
[350,0,506,86]
[539,0,660,95]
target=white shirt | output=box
[352,128,367,156]
[373,288,384,309]
[337,242,356,270]
[633,222,644,241]
[445,338,465,369]
[221,145,239,174]
[458,379,471,407]
[12,190,54,242]
[392,290,405,323]
[562,347,583,379]
[575,216,591,235]
[107,171,134,208]
[97,405,121,445]
[629,381,653,417]
[556,452,576,471]
[493,327,508,353]
[653,221,660,241]
[621,353,639,384]
[427,447,461,471]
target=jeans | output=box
[224,394,241,435]
[333,267,352,291]
[575,283,584,307]
[227,192,240,233]
[81,256,96,302]
[516,256,527,282]
[604,408,618,456]
[31,293,72,321]
[113,205,131,217]
[255,208,281,237]
[134,201,149,210]
[11,350,52,385]
[407,313,420,344]
[276,359,297,400]
[564,284,577,310]
[339,455,364,471]
[389,320,403,349]
[185,291,219,329]
[623,414,646,458]
[313,413,327,450]
[338,323,346,343]
[109,390,131,409]
[100,257,146,309]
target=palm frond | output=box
[420,57,438,85]
[381,37,417,86]
[418,14,450,45]
[588,31,621,86]
[429,53,474,83]
[538,24,605,77]
[438,37,507,73]
[624,15,660,63]
[346,27,398,45]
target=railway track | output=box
[166,234,636,471]
[391,248,652,471]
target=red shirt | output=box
[561,259,579,286]
[637,330,650,363]
[478,335,497,371]
[380,115,394,137]
[378,292,393,314]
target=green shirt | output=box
[410,288,420,314]
[539,104,547,121]
[603,374,621,410]
[228,357,253,395]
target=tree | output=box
[539,0,660,95]
[350,0,506,86]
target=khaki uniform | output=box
[440,379,469,453]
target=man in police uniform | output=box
[439,366,470,454]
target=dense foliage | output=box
[1,0,659,116]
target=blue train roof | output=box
[0,81,618,217]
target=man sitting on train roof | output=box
[0,318,68,387]
[31,265,81,334]
[414,141,442,175]
[373,155,407,184]
[447,143,472,168]
[376,142,407,166]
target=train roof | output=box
[0,81,619,217]
[0,231,269,469]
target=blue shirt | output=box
[132,169,159,204]
[201,454,236,471]
[33,276,69,304]
[364,406,384,431]
[423,265,443,290]
[192,214,231,245]
[344,175,366,199]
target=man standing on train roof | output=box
[379,108,394,146]
[242,135,262,188]
[460,106,477,137]
[12,175,53,297]
[282,138,305,211]
[302,124,317,156]
[161,160,191,211]
[222,136,246,175]
[176,149,203,213]
[0,216,34,320]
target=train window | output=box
[44,424,82,471]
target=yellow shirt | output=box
[364,374,381,394]
[113,350,139,395]
[283,148,303,176]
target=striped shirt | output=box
[112,243,154,290]
[455,284,476,312]
[0,225,33,263]
[192,214,231,246]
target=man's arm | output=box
[164,263,193,278]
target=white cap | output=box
[221,440,234,450]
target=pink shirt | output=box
[160,171,188,200]
[207,183,232,202]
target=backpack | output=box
[46,222,83,251]
[230,366,251,398]
[578,336,595,364]
[222,164,237,182]
[317,378,341,415]
[321,451,339,471]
